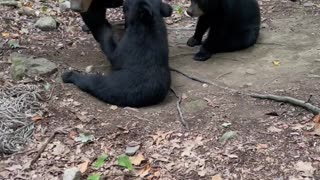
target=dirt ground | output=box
[0,0,320,179]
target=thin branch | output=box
[170,68,213,85]
[29,128,67,167]
[170,88,189,130]
[170,68,239,93]
[250,93,320,115]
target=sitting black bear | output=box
[62,0,173,107]
[186,0,261,61]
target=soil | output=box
[0,0,320,179]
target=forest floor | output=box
[0,0,320,179]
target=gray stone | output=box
[60,1,71,12]
[245,69,257,75]
[35,16,57,31]
[63,167,81,180]
[18,6,35,16]
[10,53,57,80]
[0,0,20,7]
[303,2,314,7]
[125,145,140,156]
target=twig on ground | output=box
[170,88,189,130]
[170,68,239,93]
[29,128,67,167]
[250,93,320,115]
[215,72,232,80]
[256,42,285,46]
[170,68,213,85]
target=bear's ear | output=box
[138,2,153,21]
[160,3,172,17]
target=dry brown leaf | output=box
[313,114,320,123]
[153,171,161,177]
[256,143,268,150]
[294,161,315,177]
[204,97,215,107]
[78,159,90,173]
[1,32,10,38]
[32,115,43,121]
[129,153,145,166]
[69,130,78,140]
[267,126,282,133]
[137,163,151,178]
[212,174,223,180]
[309,114,320,136]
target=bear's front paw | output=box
[187,36,202,47]
[62,71,77,83]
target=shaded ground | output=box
[0,0,320,179]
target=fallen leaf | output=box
[310,114,320,136]
[181,93,188,99]
[78,159,90,173]
[295,161,315,177]
[68,130,78,140]
[125,145,140,156]
[129,153,145,166]
[267,126,282,133]
[137,163,151,178]
[8,39,20,49]
[51,141,70,156]
[256,143,268,150]
[219,131,237,144]
[92,154,108,169]
[87,173,100,180]
[117,155,133,171]
[76,113,92,122]
[5,165,22,171]
[1,32,10,38]
[273,60,281,66]
[32,115,43,121]
[204,97,215,107]
[74,133,94,143]
[212,174,223,180]
[222,122,232,128]
[313,114,320,123]
[110,105,118,110]
[198,169,207,177]
[154,171,161,177]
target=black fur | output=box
[80,0,123,33]
[186,0,261,61]
[62,0,173,107]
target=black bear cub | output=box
[186,0,261,61]
[62,0,173,107]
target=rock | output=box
[303,2,314,7]
[125,145,140,156]
[63,167,81,180]
[241,83,253,88]
[18,6,35,16]
[261,23,269,29]
[60,1,71,12]
[10,53,57,80]
[85,65,93,73]
[245,69,257,75]
[0,0,20,7]
[35,16,57,31]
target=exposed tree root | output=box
[170,88,190,130]
[251,93,320,115]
